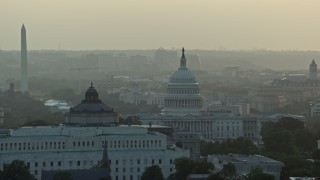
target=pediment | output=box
[177,114,200,120]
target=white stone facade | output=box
[141,114,259,142]
[0,126,189,180]
[162,49,203,116]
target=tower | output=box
[20,24,29,93]
[162,48,203,116]
[101,140,112,180]
[309,59,317,80]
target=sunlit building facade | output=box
[0,85,189,180]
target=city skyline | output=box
[1,0,320,50]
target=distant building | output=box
[154,48,178,72]
[272,59,320,88]
[318,139,320,149]
[310,99,320,118]
[289,177,318,180]
[223,66,240,78]
[44,99,71,113]
[129,55,149,73]
[250,94,287,112]
[0,108,3,127]
[207,154,284,180]
[119,91,165,106]
[186,54,201,71]
[309,59,317,80]
[186,174,210,180]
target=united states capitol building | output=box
[0,84,189,180]
[141,49,260,142]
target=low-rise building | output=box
[207,154,284,180]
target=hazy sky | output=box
[1,0,320,50]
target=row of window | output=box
[20,158,173,169]
[0,141,65,151]
[167,89,199,95]
[0,139,163,152]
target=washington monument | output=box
[20,24,28,93]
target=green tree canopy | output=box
[221,163,236,177]
[141,165,164,180]
[172,157,214,180]
[0,160,35,180]
[200,137,259,156]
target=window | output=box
[50,162,54,167]
[43,162,46,167]
[58,161,61,166]
[35,162,38,167]
[77,161,80,166]
[137,167,140,172]
[137,159,140,164]
[159,159,162,164]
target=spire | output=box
[91,82,93,87]
[180,47,187,68]
[101,140,111,173]
[311,59,316,65]
[182,47,185,58]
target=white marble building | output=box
[0,126,187,180]
[162,48,203,116]
[141,114,258,142]
[141,49,259,142]
[0,84,189,180]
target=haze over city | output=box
[1,0,320,50]
[1,1,320,180]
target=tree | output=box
[174,157,194,180]
[294,129,316,151]
[246,167,274,180]
[175,141,183,148]
[200,138,258,156]
[0,160,35,180]
[53,171,73,180]
[221,163,236,177]
[313,149,320,161]
[172,157,214,180]
[263,130,295,154]
[192,161,214,174]
[141,165,164,180]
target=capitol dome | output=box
[169,68,196,83]
[162,48,203,116]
